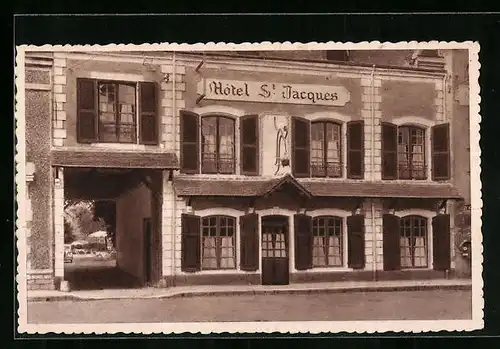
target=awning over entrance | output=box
[173,175,463,200]
[51,149,179,169]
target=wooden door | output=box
[261,216,289,285]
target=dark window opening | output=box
[397,126,426,179]
[201,215,236,270]
[312,216,343,267]
[201,116,236,174]
[98,82,137,143]
[400,216,428,268]
[311,122,342,177]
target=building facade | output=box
[22,48,471,290]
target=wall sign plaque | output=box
[197,78,351,106]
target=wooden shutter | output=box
[180,110,199,173]
[292,117,310,177]
[240,114,259,175]
[383,214,401,271]
[76,78,97,143]
[294,214,312,270]
[432,123,450,180]
[432,214,451,271]
[239,213,259,271]
[347,214,365,269]
[139,82,158,145]
[347,121,364,179]
[181,214,201,272]
[382,122,398,179]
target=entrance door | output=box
[143,217,152,285]
[261,215,289,285]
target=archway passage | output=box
[63,168,163,290]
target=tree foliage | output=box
[64,200,108,243]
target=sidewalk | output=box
[26,278,472,302]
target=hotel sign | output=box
[197,78,351,106]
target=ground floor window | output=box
[312,216,343,267]
[400,215,428,268]
[201,215,236,270]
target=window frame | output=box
[399,215,429,269]
[310,120,343,178]
[311,215,344,267]
[200,115,237,174]
[200,215,237,270]
[397,125,427,180]
[96,79,139,144]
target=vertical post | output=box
[53,167,65,282]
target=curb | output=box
[28,283,472,303]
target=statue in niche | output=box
[274,116,289,175]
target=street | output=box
[27,289,472,323]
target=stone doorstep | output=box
[26,279,472,303]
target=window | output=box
[397,126,426,179]
[399,216,428,268]
[201,116,235,174]
[180,112,259,175]
[292,117,363,179]
[311,122,342,177]
[76,78,157,145]
[383,122,450,181]
[97,82,136,143]
[201,215,236,270]
[312,216,343,267]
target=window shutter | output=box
[181,214,201,272]
[76,78,97,143]
[432,214,451,271]
[383,214,401,271]
[382,122,398,179]
[347,121,364,179]
[180,110,200,174]
[292,117,310,178]
[347,214,365,269]
[239,213,259,271]
[294,214,312,270]
[432,123,450,180]
[139,82,158,145]
[240,114,259,175]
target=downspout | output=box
[370,64,378,280]
[171,51,177,285]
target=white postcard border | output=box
[15,41,483,334]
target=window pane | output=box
[201,117,217,173]
[311,123,325,176]
[326,123,342,177]
[218,117,235,173]
[398,127,411,179]
[117,84,136,143]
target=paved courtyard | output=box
[27,289,472,323]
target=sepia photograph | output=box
[15,42,482,334]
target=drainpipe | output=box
[171,51,177,285]
[370,65,378,280]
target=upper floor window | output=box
[382,122,450,181]
[397,126,426,179]
[77,78,158,145]
[201,116,235,174]
[292,117,364,179]
[180,111,259,175]
[311,121,342,177]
